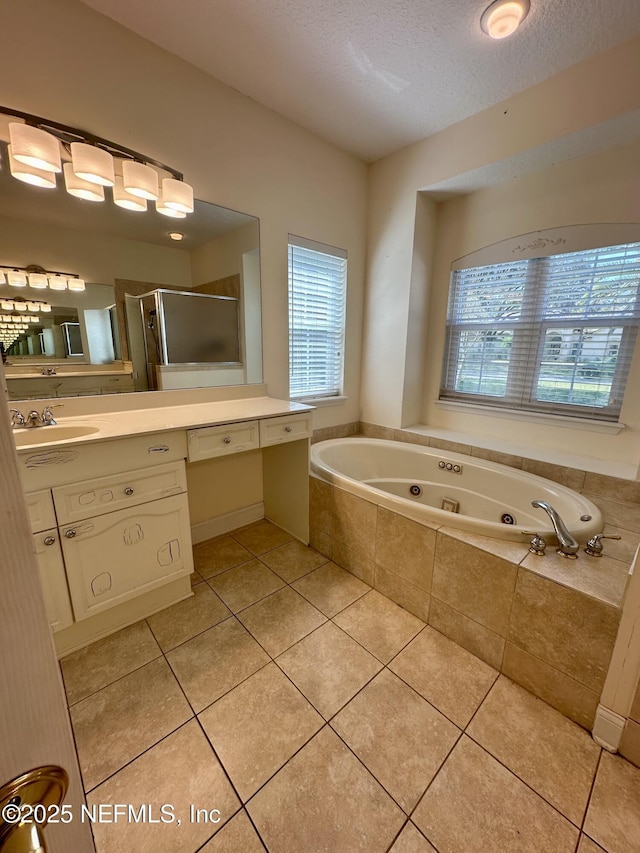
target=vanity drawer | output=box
[187,420,259,461]
[260,413,311,447]
[25,489,57,533]
[53,461,187,524]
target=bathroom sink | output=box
[13,424,101,447]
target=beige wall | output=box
[191,222,260,286]
[423,143,640,467]
[0,0,368,432]
[362,34,640,475]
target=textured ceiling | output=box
[81,0,640,162]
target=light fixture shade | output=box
[40,303,52,313]
[7,271,27,287]
[48,275,68,291]
[113,175,148,211]
[67,278,86,292]
[29,316,40,323]
[70,142,115,186]
[122,161,159,200]
[1,302,14,311]
[9,122,61,172]
[63,163,105,202]
[8,145,57,188]
[161,178,194,214]
[156,197,187,219]
[27,302,41,312]
[480,0,529,38]
[28,273,48,289]
[0,272,4,285]
[13,301,27,311]
[11,316,22,323]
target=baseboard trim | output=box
[191,502,265,544]
[592,704,627,752]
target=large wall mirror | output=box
[0,141,262,401]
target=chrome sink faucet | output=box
[531,500,579,558]
[10,405,61,428]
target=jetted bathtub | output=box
[310,437,602,543]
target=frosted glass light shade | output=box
[28,316,40,323]
[156,196,187,218]
[63,163,105,202]
[1,302,14,311]
[48,275,68,291]
[480,0,529,38]
[122,161,159,200]
[9,122,61,172]
[71,142,115,186]
[113,175,147,211]
[40,303,52,313]
[0,272,5,285]
[27,302,41,312]
[13,301,27,311]
[11,316,22,323]
[7,271,27,287]
[8,145,57,188]
[67,278,86,292]
[161,178,194,214]
[28,273,48,289]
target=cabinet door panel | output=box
[33,529,74,633]
[60,494,193,621]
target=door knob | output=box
[0,765,68,852]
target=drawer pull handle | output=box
[285,425,293,433]
[223,436,232,444]
[124,487,134,496]
[148,445,169,454]
[65,529,77,539]
[44,536,56,546]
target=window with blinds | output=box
[288,235,347,399]
[440,241,640,421]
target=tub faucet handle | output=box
[524,531,546,556]
[584,532,621,557]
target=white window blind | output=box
[440,241,640,421]
[288,235,347,399]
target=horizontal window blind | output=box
[440,241,640,420]
[288,235,347,399]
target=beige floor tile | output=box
[578,837,606,853]
[194,534,253,578]
[389,627,497,727]
[191,570,204,587]
[167,618,269,712]
[247,727,404,852]
[390,823,438,852]
[88,720,239,853]
[276,621,382,719]
[207,559,285,612]
[333,590,424,663]
[260,539,329,582]
[292,561,370,617]
[199,663,323,801]
[61,620,161,705]
[237,586,326,657]
[332,669,459,812]
[584,752,640,853]
[467,676,600,825]
[230,519,293,555]
[199,810,265,852]
[413,736,579,853]
[147,584,230,651]
[70,657,192,791]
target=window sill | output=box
[293,395,348,408]
[434,399,626,435]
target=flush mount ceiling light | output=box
[1,106,194,217]
[480,0,530,39]
[168,231,184,241]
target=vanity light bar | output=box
[0,265,83,292]
[2,106,194,217]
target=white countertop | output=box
[13,396,313,452]
[7,370,133,379]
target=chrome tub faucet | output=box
[531,500,579,558]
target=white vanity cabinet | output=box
[58,489,191,621]
[26,489,73,634]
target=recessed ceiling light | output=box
[481,0,530,39]
[168,232,184,241]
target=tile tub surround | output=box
[311,476,630,730]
